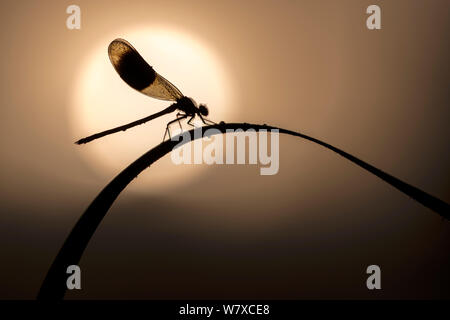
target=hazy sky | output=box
[0,0,449,299]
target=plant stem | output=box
[37,122,450,300]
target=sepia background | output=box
[0,0,449,299]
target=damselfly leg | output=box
[163,113,188,141]
[186,115,216,128]
[163,113,216,141]
[199,115,216,125]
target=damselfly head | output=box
[199,104,209,116]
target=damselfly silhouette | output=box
[75,38,215,145]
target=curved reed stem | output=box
[37,122,449,300]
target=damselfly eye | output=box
[199,105,209,116]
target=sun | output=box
[71,26,234,193]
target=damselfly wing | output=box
[108,39,184,101]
